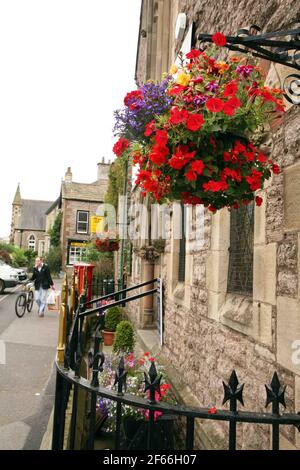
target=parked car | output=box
[0,260,27,283]
[0,261,19,294]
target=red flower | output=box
[272,164,280,174]
[203,180,228,192]
[246,169,263,191]
[223,81,238,97]
[257,153,267,164]
[149,357,155,362]
[185,169,197,181]
[154,130,169,145]
[168,85,187,96]
[181,192,203,205]
[212,32,227,47]
[186,49,202,59]
[169,107,189,125]
[112,138,129,157]
[223,97,241,116]
[144,352,150,356]
[206,97,224,113]
[169,147,195,170]
[208,406,217,414]
[144,120,156,137]
[124,90,142,107]
[149,144,169,165]
[186,113,204,131]
[191,160,205,175]
[255,196,263,206]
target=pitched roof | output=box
[15,199,53,231]
[61,180,108,202]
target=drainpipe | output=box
[119,160,128,295]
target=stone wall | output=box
[128,0,300,449]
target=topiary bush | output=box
[104,306,123,332]
[113,320,135,354]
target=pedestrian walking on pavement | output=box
[30,257,55,317]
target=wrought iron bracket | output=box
[197,26,300,104]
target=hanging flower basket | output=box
[112,34,284,212]
[94,238,119,252]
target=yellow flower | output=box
[177,71,191,86]
[169,64,178,75]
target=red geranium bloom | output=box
[203,180,228,192]
[149,144,169,165]
[185,169,197,181]
[186,49,202,59]
[112,138,129,157]
[223,81,238,97]
[223,97,241,116]
[191,160,205,175]
[169,147,195,170]
[154,129,169,145]
[168,85,187,96]
[208,406,217,414]
[181,192,203,205]
[169,107,189,125]
[212,32,227,47]
[186,113,204,131]
[144,120,156,137]
[124,90,142,106]
[255,196,263,206]
[206,97,224,113]
[272,164,280,174]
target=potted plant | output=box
[96,352,177,449]
[95,238,119,252]
[112,35,284,212]
[102,307,123,346]
[113,320,136,355]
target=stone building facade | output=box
[59,162,109,272]
[124,0,300,450]
[10,184,53,257]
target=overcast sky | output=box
[0,0,141,238]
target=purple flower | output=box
[113,77,172,141]
[236,65,254,78]
[194,94,208,106]
[205,81,219,92]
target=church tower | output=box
[10,184,22,244]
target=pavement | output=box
[0,278,62,450]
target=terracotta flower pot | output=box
[102,330,115,346]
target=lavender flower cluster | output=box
[113,77,172,141]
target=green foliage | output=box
[11,246,28,267]
[113,320,135,354]
[83,243,114,279]
[45,246,62,275]
[49,212,62,247]
[104,306,123,332]
[104,159,126,209]
[0,243,14,254]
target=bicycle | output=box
[15,281,35,318]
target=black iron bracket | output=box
[197,26,300,104]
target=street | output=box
[0,281,61,450]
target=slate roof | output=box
[61,180,108,202]
[15,200,53,231]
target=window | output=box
[28,235,36,251]
[68,243,87,265]
[76,211,89,234]
[227,203,254,295]
[178,204,186,283]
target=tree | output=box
[49,212,62,247]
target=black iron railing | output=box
[52,282,300,450]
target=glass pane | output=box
[227,203,254,295]
[78,211,88,222]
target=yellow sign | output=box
[90,216,104,234]
[70,242,87,247]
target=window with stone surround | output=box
[178,204,186,283]
[227,203,254,295]
[28,234,36,251]
[76,210,89,234]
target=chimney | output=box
[65,167,72,183]
[97,157,110,181]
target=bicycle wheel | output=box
[15,293,27,317]
[27,291,34,312]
